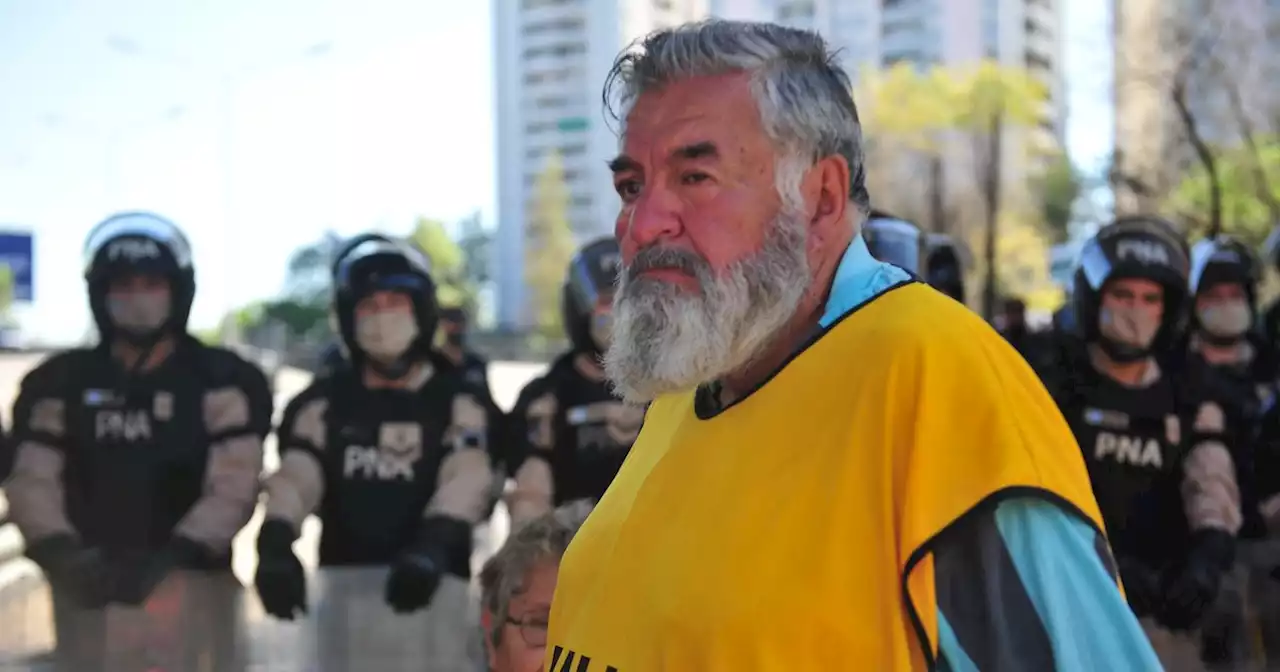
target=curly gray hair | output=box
[602,19,870,215]
[479,501,594,647]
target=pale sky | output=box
[0,0,495,343]
[0,0,1109,345]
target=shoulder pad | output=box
[284,377,333,411]
[196,346,271,388]
[20,348,98,391]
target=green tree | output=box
[261,299,330,337]
[456,211,492,287]
[1035,152,1083,244]
[284,231,345,305]
[409,217,475,311]
[0,265,14,324]
[524,151,577,338]
[1167,138,1280,247]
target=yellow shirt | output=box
[546,264,1106,671]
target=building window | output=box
[522,0,576,8]
[882,53,928,67]
[1025,50,1052,72]
[524,17,586,35]
[534,95,569,109]
[777,1,816,21]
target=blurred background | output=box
[0,0,1273,364]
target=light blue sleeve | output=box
[933,498,1161,671]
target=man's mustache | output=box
[623,246,709,283]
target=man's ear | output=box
[799,154,851,253]
[481,610,499,661]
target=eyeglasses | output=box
[505,614,550,647]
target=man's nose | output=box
[622,188,683,249]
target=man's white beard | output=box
[604,207,811,404]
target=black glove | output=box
[1159,528,1236,631]
[1116,555,1162,618]
[254,519,307,620]
[112,536,213,606]
[384,515,473,614]
[26,534,113,609]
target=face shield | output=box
[863,218,924,273]
[83,212,193,280]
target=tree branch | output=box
[1169,39,1223,236]
[1223,79,1280,223]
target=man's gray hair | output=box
[479,501,594,647]
[603,19,870,214]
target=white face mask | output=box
[355,311,419,362]
[106,293,170,336]
[1198,300,1252,338]
[1099,306,1160,349]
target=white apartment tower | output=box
[493,0,711,329]
[494,0,1065,328]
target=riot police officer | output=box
[506,237,643,525]
[436,304,492,397]
[862,210,925,273]
[255,235,501,620]
[1177,235,1274,666]
[924,233,967,303]
[313,233,402,379]
[3,212,273,607]
[1045,216,1241,650]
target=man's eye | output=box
[615,180,641,200]
[681,172,710,185]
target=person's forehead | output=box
[621,73,764,156]
[1108,277,1162,292]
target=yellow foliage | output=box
[962,216,1061,311]
[524,151,578,336]
[857,60,1048,140]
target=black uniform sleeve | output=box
[173,350,275,551]
[5,352,83,542]
[263,381,331,531]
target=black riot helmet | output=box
[1189,236,1260,345]
[863,210,925,274]
[331,236,438,379]
[1073,215,1190,361]
[82,211,196,345]
[924,233,968,302]
[1190,235,1260,304]
[562,236,621,355]
[330,232,399,276]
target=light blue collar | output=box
[818,235,913,328]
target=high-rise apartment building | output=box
[493,0,1066,329]
[492,0,711,329]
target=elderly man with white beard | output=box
[543,20,1160,672]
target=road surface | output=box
[0,353,548,670]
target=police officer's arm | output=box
[172,360,274,552]
[930,498,1163,670]
[505,376,557,524]
[3,356,77,542]
[262,391,329,534]
[426,391,497,525]
[1182,401,1244,535]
